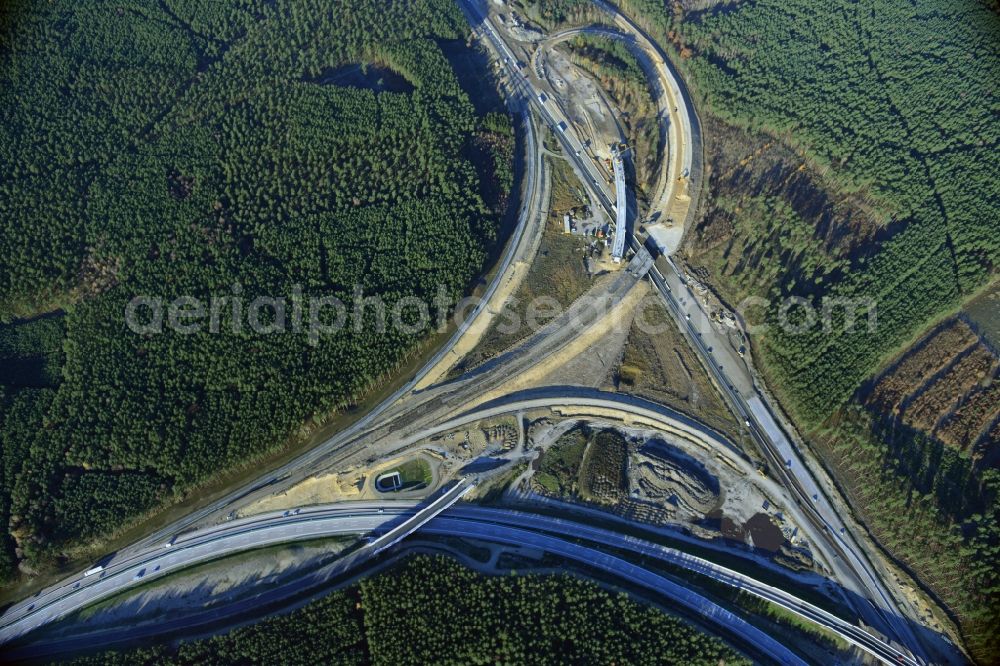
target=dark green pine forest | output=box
[0,0,512,580]
[675,2,1000,658]
[523,0,1000,659]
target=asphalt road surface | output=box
[3,502,918,665]
[465,1,927,659]
[0,3,935,664]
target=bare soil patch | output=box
[862,318,1000,462]
[611,295,740,442]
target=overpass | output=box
[1,502,921,665]
[461,1,927,659]
[642,249,927,661]
[0,387,767,643]
[0,484,466,646]
[0,3,931,663]
[369,479,473,553]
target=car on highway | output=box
[133,568,146,581]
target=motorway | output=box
[2,502,920,665]
[461,0,928,661]
[0,0,937,662]
[0,387,761,636]
[645,256,930,658]
[38,23,553,564]
[0,390,920,665]
[459,0,618,215]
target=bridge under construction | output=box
[611,146,627,262]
